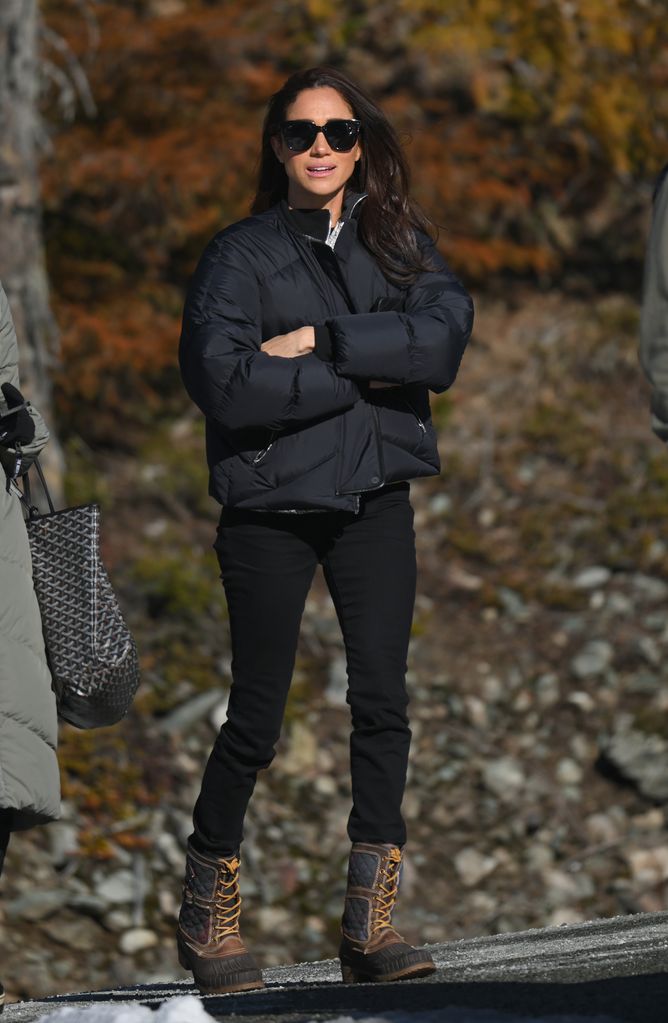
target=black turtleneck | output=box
[282,205,332,243]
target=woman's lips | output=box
[306,165,336,177]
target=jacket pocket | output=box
[376,390,440,475]
[374,392,427,453]
[233,427,277,468]
[250,417,340,489]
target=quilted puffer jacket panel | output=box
[180,195,473,511]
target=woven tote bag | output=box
[20,461,140,729]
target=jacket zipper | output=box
[326,219,344,249]
[371,405,386,485]
[304,194,367,252]
[323,201,385,495]
[281,195,372,513]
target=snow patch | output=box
[34,995,215,1023]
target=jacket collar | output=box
[277,191,367,246]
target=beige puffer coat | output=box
[0,281,60,829]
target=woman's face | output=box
[271,86,362,214]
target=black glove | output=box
[0,382,35,448]
[0,445,23,484]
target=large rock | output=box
[571,640,614,679]
[4,889,69,922]
[573,567,611,590]
[454,847,499,886]
[119,928,159,955]
[482,756,525,799]
[601,728,668,800]
[95,870,136,907]
[158,689,228,734]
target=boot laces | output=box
[371,847,402,934]
[213,856,242,940]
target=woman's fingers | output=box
[261,327,315,357]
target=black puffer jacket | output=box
[179,194,473,512]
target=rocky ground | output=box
[3,289,668,1004]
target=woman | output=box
[178,66,473,994]
[0,281,60,1012]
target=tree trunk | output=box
[0,0,63,492]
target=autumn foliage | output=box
[39,0,668,437]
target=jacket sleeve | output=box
[324,238,474,393]
[640,166,668,441]
[0,282,49,463]
[179,232,361,432]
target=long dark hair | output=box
[251,67,436,286]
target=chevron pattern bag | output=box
[19,460,140,729]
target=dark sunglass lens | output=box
[324,120,360,151]
[281,121,316,152]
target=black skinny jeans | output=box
[0,810,11,878]
[192,483,417,856]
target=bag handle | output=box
[20,457,56,519]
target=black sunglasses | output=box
[280,119,361,153]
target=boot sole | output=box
[178,946,264,995]
[196,976,265,995]
[341,959,436,984]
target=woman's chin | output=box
[293,175,348,201]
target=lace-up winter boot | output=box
[339,843,436,983]
[0,980,4,1013]
[177,843,264,994]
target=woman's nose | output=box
[310,129,330,154]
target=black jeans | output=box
[0,810,12,878]
[192,483,416,856]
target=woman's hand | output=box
[0,383,35,447]
[261,326,315,358]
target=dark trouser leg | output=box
[192,511,319,856]
[0,810,12,878]
[322,486,417,846]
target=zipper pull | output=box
[253,444,272,465]
[253,433,276,464]
[403,399,426,433]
